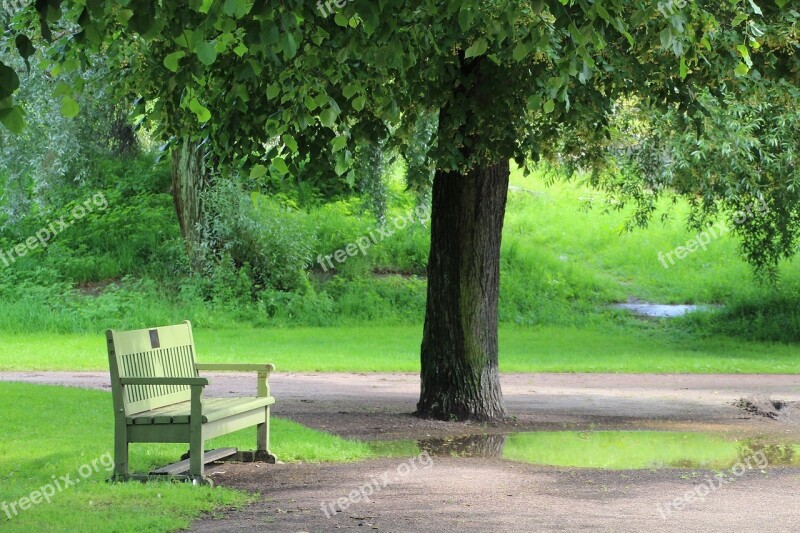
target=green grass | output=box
[2,324,800,374]
[0,382,395,532]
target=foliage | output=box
[2,1,780,175]
[673,293,800,343]
[354,139,388,222]
[197,179,314,295]
[0,53,131,226]
[403,111,437,206]
[598,80,800,279]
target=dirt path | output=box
[3,371,800,531]
[3,371,800,438]
[193,460,800,532]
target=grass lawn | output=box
[0,382,396,532]
[1,324,798,374]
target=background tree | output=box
[2,0,796,420]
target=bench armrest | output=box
[195,363,275,372]
[195,363,275,398]
[119,377,209,386]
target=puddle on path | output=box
[371,431,800,470]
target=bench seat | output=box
[127,396,276,425]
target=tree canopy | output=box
[3,1,792,173]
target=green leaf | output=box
[15,35,35,61]
[233,43,248,57]
[60,96,80,118]
[331,135,347,152]
[458,6,474,32]
[334,13,348,27]
[352,95,366,111]
[737,44,752,67]
[679,57,689,79]
[271,156,289,176]
[0,63,20,98]
[512,42,529,62]
[320,108,338,128]
[267,83,280,100]
[342,84,359,99]
[0,105,25,133]
[195,41,217,66]
[223,0,252,18]
[335,151,349,176]
[250,164,268,179]
[464,38,488,59]
[163,51,185,72]
[53,82,72,97]
[188,97,211,122]
[527,94,542,111]
[732,14,748,27]
[304,95,318,111]
[282,134,298,152]
[280,32,298,59]
[543,99,555,114]
[361,2,380,35]
[735,62,750,76]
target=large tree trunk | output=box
[171,138,210,260]
[416,161,510,421]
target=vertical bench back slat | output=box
[107,321,199,416]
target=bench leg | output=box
[256,406,277,463]
[113,422,129,481]
[189,428,204,480]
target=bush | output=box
[198,180,314,296]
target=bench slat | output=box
[126,397,275,425]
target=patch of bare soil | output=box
[734,398,798,420]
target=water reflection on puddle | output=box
[373,431,800,470]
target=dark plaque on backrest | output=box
[149,329,160,349]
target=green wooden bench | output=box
[107,320,276,484]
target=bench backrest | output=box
[107,321,198,416]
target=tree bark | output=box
[171,138,209,260]
[416,161,510,421]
